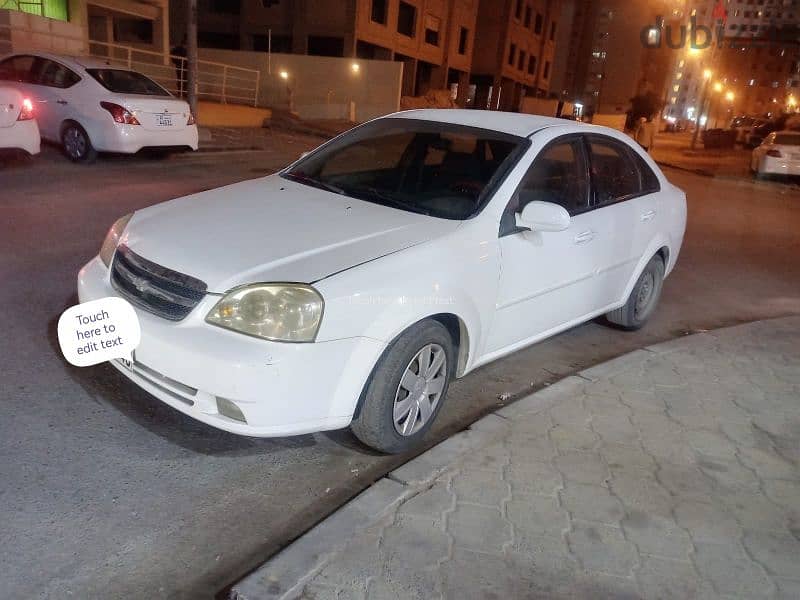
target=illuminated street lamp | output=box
[351,62,360,74]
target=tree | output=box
[626,91,664,129]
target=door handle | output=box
[56,99,68,105]
[574,230,595,244]
[641,210,657,222]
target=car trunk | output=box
[118,96,190,132]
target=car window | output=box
[86,69,170,96]
[588,137,641,206]
[0,55,36,83]
[284,118,525,220]
[31,58,80,89]
[499,138,589,236]
[320,131,413,178]
[774,133,800,146]
[629,151,661,194]
[519,139,589,214]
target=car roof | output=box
[389,109,575,138]
[2,51,118,72]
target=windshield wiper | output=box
[351,186,432,216]
[283,172,346,196]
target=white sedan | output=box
[78,110,686,453]
[0,85,40,155]
[0,52,197,163]
[751,131,800,179]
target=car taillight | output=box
[17,98,34,121]
[186,112,196,125]
[766,149,782,158]
[100,101,140,125]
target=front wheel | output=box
[606,255,665,330]
[61,123,97,164]
[351,320,454,454]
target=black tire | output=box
[61,122,98,164]
[351,320,455,454]
[606,255,665,331]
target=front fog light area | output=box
[206,284,323,342]
[217,397,247,423]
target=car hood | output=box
[121,175,461,292]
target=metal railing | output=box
[0,24,260,107]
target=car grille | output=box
[110,244,207,321]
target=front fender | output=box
[314,222,500,376]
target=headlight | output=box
[206,284,324,342]
[99,213,133,267]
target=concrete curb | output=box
[229,317,800,600]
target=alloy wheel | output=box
[393,343,447,436]
[64,127,86,160]
[634,271,656,320]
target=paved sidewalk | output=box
[233,317,800,600]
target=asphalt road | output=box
[2,140,799,599]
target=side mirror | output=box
[515,200,571,233]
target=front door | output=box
[485,136,600,355]
[27,58,81,141]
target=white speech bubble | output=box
[58,297,141,367]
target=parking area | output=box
[2,138,800,599]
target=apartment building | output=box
[664,0,800,121]
[556,0,684,116]
[467,0,558,111]
[171,0,479,100]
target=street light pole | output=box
[187,0,199,118]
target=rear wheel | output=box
[61,123,97,164]
[351,320,454,454]
[606,255,665,330]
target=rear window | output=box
[86,69,170,96]
[774,133,800,146]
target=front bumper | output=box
[0,119,40,155]
[78,256,386,437]
[91,123,199,154]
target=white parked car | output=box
[751,131,800,179]
[78,111,687,453]
[0,52,198,163]
[0,85,40,155]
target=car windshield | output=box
[282,118,525,220]
[774,133,800,146]
[86,68,170,96]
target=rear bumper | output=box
[0,119,40,155]
[760,156,800,177]
[77,256,386,437]
[92,123,199,154]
